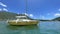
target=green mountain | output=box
[52,17,60,21]
[0,11,18,20]
[0,11,33,20]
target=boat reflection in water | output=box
[6,25,40,34]
[7,25,39,30]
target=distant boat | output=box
[7,14,39,25]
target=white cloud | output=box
[41,16,45,19]
[58,9,60,11]
[24,13,28,16]
[58,8,60,11]
[17,12,20,14]
[40,15,45,19]
[54,13,60,16]
[47,13,50,15]
[24,13,33,17]
[29,14,33,17]
[0,9,2,11]
[0,2,7,7]
[3,8,8,11]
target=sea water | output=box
[0,21,60,34]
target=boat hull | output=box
[8,20,39,25]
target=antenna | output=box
[25,0,27,14]
[24,0,28,15]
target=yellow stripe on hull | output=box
[8,20,39,25]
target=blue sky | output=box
[0,0,60,19]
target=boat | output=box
[7,14,39,25]
[7,0,39,25]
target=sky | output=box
[0,0,60,19]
